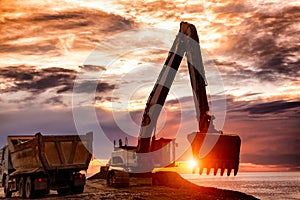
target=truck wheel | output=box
[25,176,33,199]
[34,189,49,198]
[4,176,12,198]
[19,177,26,198]
[72,186,84,194]
[4,187,12,198]
[4,186,12,198]
[57,188,70,196]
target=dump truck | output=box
[107,22,241,187]
[0,132,93,198]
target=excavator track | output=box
[188,132,241,176]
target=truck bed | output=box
[8,132,93,175]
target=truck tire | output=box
[4,176,12,198]
[4,187,12,198]
[57,188,70,195]
[72,186,84,194]
[25,176,33,199]
[19,177,26,198]
[34,188,50,197]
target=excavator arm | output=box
[137,22,215,153]
[136,22,241,176]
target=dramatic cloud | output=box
[0,66,116,95]
[0,6,135,56]
[0,66,76,94]
[214,5,300,82]
[74,81,115,94]
[243,100,300,115]
[79,65,106,72]
[0,0,136,71]
[43,96,65,106]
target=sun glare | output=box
[189,160,197,168]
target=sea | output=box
[181,172,300,200]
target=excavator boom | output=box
[136,22,241,176]
[137,22,213,153]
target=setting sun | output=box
[189,160,197,168]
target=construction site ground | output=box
[0,172,258,200]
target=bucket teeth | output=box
[196,161,239,177]
[214,163,219,176]
[192,167,196,174]
[220,167,225,176]
[227,168,232,176]
[234,166,238,176]
[199,168,203,175]
[213,168,218,176]
[206,168,211,175]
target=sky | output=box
[0,0,299,172]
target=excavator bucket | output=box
[187,132,241,176]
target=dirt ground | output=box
[0,173,258,200]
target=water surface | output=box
[182,172,300,200]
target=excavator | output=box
[106,22,241,187]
